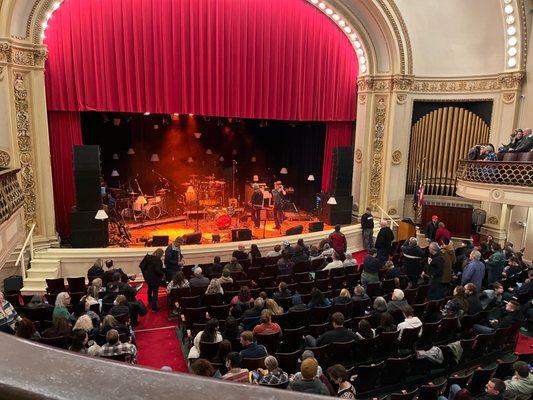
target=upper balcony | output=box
[455,159,533,206]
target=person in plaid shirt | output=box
[98,329,137,363]
[0,291,22,334]
[257,356,289,386]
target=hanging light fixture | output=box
[327,196,337,205]
[127,148,135,155]
[187,157,194,163]
[251,156,257,163]
[150,153,160,162]
[111,170,119,177]
[253,175,259,182]
[219,156,225,162]
[193,132,202,139]
[153,124,159,129]
[113,118,121,127]
[94,209,109,220]
[307,175,315,181]
[112,153,119,160]
[280,167,288,174]
[205,149,213,155]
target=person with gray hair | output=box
[461,249,485,291]
[53,292,71,321]
[256,355,289,386]
[375,219,394,259]
[401,237,426,286]
[189,267,210,287]
[423,242,445,300]
[292,350,324,380]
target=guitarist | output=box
[250,184,264,228]
[272,181,286,230]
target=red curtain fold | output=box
[321,121,354,192]
[44,0,358,121]
[47,111,83,238]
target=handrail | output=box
[374,204,399,227]
[456,159,533,187]
[14,223,36,278]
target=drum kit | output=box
[182,174,227,208]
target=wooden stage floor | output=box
[126,214,331,246]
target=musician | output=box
[250,184,264,228]
[272,181,286,229]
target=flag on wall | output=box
[413,170,425,210]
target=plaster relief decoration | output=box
[355,149,363,163]
[0,150,10,167]
[0,42,12,63]
[368,96,387,207]
[487,216,499,225]
[411,72,524,93]
[391,150,402,165]
[359,94,367,104]
[490,188,504,202]
[502,92,516,104]
[13,73,37,230]
[396,94,407,104]
[0,41,48,68]
[388,208,397,216]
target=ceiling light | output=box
[150,153,160,162]
[360,57,367,65]
[506,15,515,24]
[344,27,351,34]
[355,41,361,48]
[95,209,109,220]
[325,8,333,15]
[357,48,364,56]
[127,148,135,155]
[504,5,513,14]
[508,37,517,46]
[332,14,339,21]
[507,26,516,35]
[307,175,315,181]
[111,170,119,177]
[280,167,288,174]
[311,0,318,4]
[508,47,517,56]
[326,196,337,205]
[508,57,517,67]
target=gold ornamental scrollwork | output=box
[358,94,367,105]
[368,96,387,207]
[502,92,516,104]
[355,149,363,163]
[391,150,402,165]
[387,208,397,216]
[0,150,10,167]
[396,94,407,105]
[13,73,37,230]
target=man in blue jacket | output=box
[164,237,184,281]
[461,250,485,291]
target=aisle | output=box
[135,286,188,372]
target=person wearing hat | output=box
[425,215,439,242]
[250,183,264,229]
[287,357,329,395]
[288,294,308,312]
[189,267,209,287]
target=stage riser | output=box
[22,224,379,292]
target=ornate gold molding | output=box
[412,72,524,93]
[0,150,10,167]
[355,148,363,163]
[396,93,407,104]
[487,216,499,225]
[13,73,37,230]
[502,92,516,104]
[0,40,48,68]
[368,95,387,207]
[387,208,397,216]
[391,150,402,165]
[358,94,367,104]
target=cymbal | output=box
[128,191,139,195]
[181,182,192,186]
[215,180,226,184]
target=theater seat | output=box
[502,152,518,161]
[517,151,533,161]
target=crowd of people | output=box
[468,128,533,161]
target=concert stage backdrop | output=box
[44,0,358,238]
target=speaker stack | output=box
[322,146,353,226]
[70,145,109,248]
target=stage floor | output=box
[125,214,331,246]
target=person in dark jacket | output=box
[423,242,445,300]
[509,128,533,152]
[239,330,267,359]
[305,312,356,347]
[425,215,439,241]
[140,248,165,312]
[87,259,105,284]
[401,237,426,286]
[473,300,524,334]
[361,207,374,251]
[164,237,184,281]
[362,248,383,285]
[375,220,394,260]
[464,283,483,315]
[292,245,309,264]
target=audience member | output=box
[241,297,265,321]
[139,248,165,312]
[435,222,452,245]
[239,330,267,359]
[273,282,292,301]
[217,269,233,286]
[212,339,233,371]
[53,292,71,321]
[0,291,22,334]
[222,352,250,383]
[503,257,522,278]
[253,310,281,335]
[226,257,244,273]
[508,128,533,152]
[328,364,357,399]
[401,237,426,286]
[343,253,357,268]
[323,251,343,271]
[329,225,347,255]
[352,285,370,302]
[504,361,533,400]
[209,256,224,276]
[205,278,224,295]
[441,238,456,286]
[277,252,294,275]
[480,282,504,310]
[375,220,394,260]
[383,260,404,281]
[308,288,332,308]
[461,250,485,291]
[287,357,329,395]
[87,258,105,284]
[297,239,310,257]
[99,315,130,340]
[486,243,506,284]
[333,289,353,305]
[249,244,262,260]
[189,267,210,287]
[15,318,41,341]
[387,289,408,312]
[73,315,98,340]
[361,207,375,251]
[442,286,469,318]
[190,358,223,379]
[425,215,439,242]
[256,355,289,386]
[108,295,131,320]
[265,245,282,258]
[264,298,284,315]
[166,270,189,293]
[232,244,249,261]
[397,305,422,339]
[424,242,445,300]
[305,312,355,347]
[188,318,222,359]
[69,329,90,354]
[464,283,483,315]
[42,316,72,338]
[321,243,334,258]
[293,350,324,380]
[288,294,308,312]
[474,300,524,334]
[361,248,383,285]
[292,245,309,264]
[376,312,397,335]
[309,245,323,261]
[369,296,387,317]
[222,316,241,340]
[355,318,375,340]
[164,237,184,281]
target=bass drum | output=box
[216,214,232,230]
[145,204,162,220]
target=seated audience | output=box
[292,245,309,264]
[507,268,533,301]
[355,318,375,340]
[273,282,292,301]
[321,243,334,258]
[190,358,223,379]
[87,258,105,284]
[230,286,254,318]
[288,294,308,312]
[108,295,131,321]
[102,283,120,305]
[189,267,210,287]
[343,253,357,268]
[308,288,332,308]
[309,245,323,261]
[397,305,422,339]
[387,289,408,312]
[352,285,370,302]
[293,350,324,380]
[226,257,244,274]
[205,278,224,295]
[217,269,233,286]
[384,260,405,281]
[474,300,523,334]
[504,361,533,400]
[69,329,91,354]
[241,297,265,321]
[0,291,22,334]
[232,244,248,261]
[287,357,329,395]
[69,300,100,327]
[108,272,136,301]
[166,271,189,293]
[442,286,469,318]
[208,256,224,276]
[265,245,282,258]
[15,318,41,341]
[369,296,387,317]
[99,315,130,341]
[239,330,267,359]
[264,298,284,315]
[249,244,262,260]
[188,318,222,359]
[277,252,294,275]
[503,257,522,278]
[376,312,397,335]
[328,364,357,399]
[508,128,533,152]
[253,309,281,335]
[282,240,294,257]
[256,355,289,386]
[480,282,504,310]
[297,239,310,257]
[334,289,353,305]
[73,314,98,340]
[97,329,137,363]
[222,352,250,383]
[305,312,355,347]
[43,316,72,338]
[361,248,382,285]
[323,251,343,271]
[53,292,71,322]
[212,339,233,372]
[464,283,483,315]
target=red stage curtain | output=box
[321,121,354,192]
[44,0,358,121]
[47,111,83,238]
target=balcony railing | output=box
[0,168,24,225]
[456,159,533,187]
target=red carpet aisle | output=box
[135,286,188,372]
[352,250,368,266]
[515,333,533,355]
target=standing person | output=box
[164,237,184,281]
[425,215,439,242]
[271,181,286,230]
[375,220,394,260]
[140,248,165,312]
[361,248,383,285]
[440,238,456,287]
[329,225,347,255]
[250,184,264,229]
[461,250,485,291]
[486,243,506,284]
[361,207,374,251]
[435,222,452,245]
[423,242,445,300]
[401,237,426,287]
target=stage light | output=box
[232,149,238,155]
[327,196,337,205]
[506,15,515,25]
[127,148,135,155]
[280,167,288,174]
[111,170,119,177]
[112,153,119,160]
[253,175,259,182]
[206,149,213,155]
[332,14,339,21]
[94,209,109,220]
[144,112,150,116]
[187,157,194,163]
[360,57,367,65]
[251,156,257,163]
[307,175,315,181]
[318,3,326,10]
[338,20,345,27]
[508,47,517,56]
[344,27,351,34]
[219,156,224,162]
[325,8,333,15]
[504,5,513,14]
[508,37,517,46]
[193,132,202,139]
[150,153,160,162]
[153,124,159,129]
[113,118,121,126]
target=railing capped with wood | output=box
[0,169,24,225]
[456,159,533,187]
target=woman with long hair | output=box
[42,316,72,338]
[442,286,469,318]
[69,329,89,353]
[355,319,375,340]
[328,364,356,399]
[166,270,189,293]
[249,244,262,260]
[188,318,222,360]
[213,339,233,374]
[265,298,284,315]
[15,318,41,341]
[222,316,240,340]
[375,312,397,335]
[308,287,331,308]
[205,278,224,295]
[99,314,130,341]
[334,289,353,305]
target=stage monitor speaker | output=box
[73,145,102,211]
[321,195,353,226]
[152,235,169,246]
[70,207,109,248]
[331,147,354,197]
[286,225,304,236]
[231,228,252,242]
[309,221,324,233]
[183,232,202,244]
